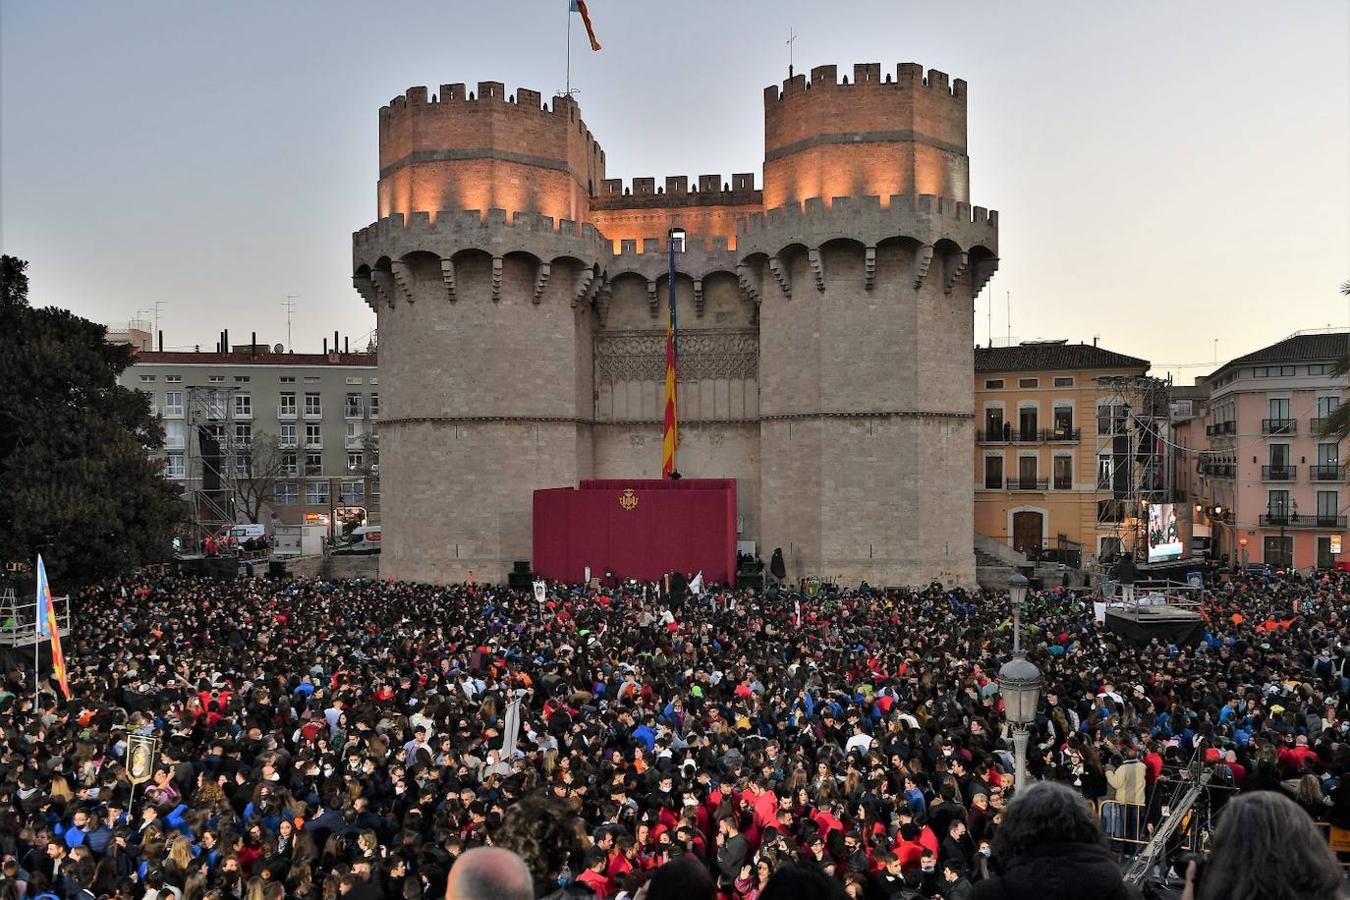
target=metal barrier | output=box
[1099,801,1155,856]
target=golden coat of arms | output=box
[619,488,639,511]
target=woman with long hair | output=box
[1186,791,1344,900]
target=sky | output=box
[2,1,1348,384]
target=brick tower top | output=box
[377,83,606,226]
[761,63,969,210]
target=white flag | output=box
[533,579,547,604]
[690,571,704,596]
[501,692,522,757]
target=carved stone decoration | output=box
[647,279,659,317]
[389,260,414,304]
[913,244,934,290]
[594,329,759,383]
[863,247,877,291]
[807,249,825,292]
[491,256,503,303]
[693,278,704,317]
[767,256,791,297]
[972,257,999,297]
[532,262,551,305]
[353,273,379,311]
[943,251,969,295]
[736,264,760,304]
[439,258,456,303]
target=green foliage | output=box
[0,255,183,586]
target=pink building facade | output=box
[1191,331,1347,570]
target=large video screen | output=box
[1147,503,1183,562]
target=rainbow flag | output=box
[662,263,678,477]
[569,0,602,51]
[35,555,70,700]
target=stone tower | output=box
[354,64,998,587]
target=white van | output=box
[334,525,382,555]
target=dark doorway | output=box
[1013,511,1043,559]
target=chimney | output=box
[223,329,230,353]
[157,329,163,352]
[344,336,349,354]
[1093,336,1099,347]
[334,330,340,356]
[251,332,257,357]
[323,338,328,354]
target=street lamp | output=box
[998,571,1042,795]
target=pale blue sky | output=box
[2,1,1347,383]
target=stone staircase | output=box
[974,533,1026,592]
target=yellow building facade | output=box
[974,341,1149,563]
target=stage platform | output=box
[533,479,737,586]
[1105,603,1206,647]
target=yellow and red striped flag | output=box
[662,248,679,477]
[35,554,71,700]
[569,0,601,51]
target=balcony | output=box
[303,464,324,477]
[1312,464,1342,481]
[1260,513,1348,529]
[1261,418,1296,435]
[277,406,297,420]
[163,405,184,419]
[303,406,323,421]
[1046,427,1081,443]
[983,477,1004,490]
[234,408,253,421]
[1010,478,1049,491]
[345,405,364,420]
[346,434,366,450]
[1261,465,1296,482]
[278,438,297,450]
[1206,421,1237,436]
[303,439,323,451]
[1311,418,1332,435]
[1200,463,1235,478]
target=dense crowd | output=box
[1,567,1348,900]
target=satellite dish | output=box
[273,343,285,353]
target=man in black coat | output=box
[970,782,1140,900]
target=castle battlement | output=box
[596,173,758,199]
[353,208,604,249]
[738,194,997,235]
[763,62,966,103]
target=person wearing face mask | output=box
[969,840,994,884]
[904,848,941,898]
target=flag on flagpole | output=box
[35,555,71,700]
[569,0,602,51]
[662,248,679,477]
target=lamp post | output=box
[998,572,1042,795]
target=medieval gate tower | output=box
[353,63,998,587]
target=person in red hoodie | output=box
[575,848,613,899]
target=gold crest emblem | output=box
[619,488,639,511]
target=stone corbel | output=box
[532,262,551,305]
[647,279,660,317]
[491,256,503,303]
[440,258,456,303]
[594,285,612,326]
[389,260,414,304]
[807,249,825,292]
[913,244,934,290]
[572,269,596,309]
[693,278,704,317]
[972,257,1000,297]
[353,273,379,311]
[768,256,791,297]
[370,269,396,309]
[863,247,877,291]
[943,251,969,295]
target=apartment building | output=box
[117,344,380,531]
[1192,330,1347,570]
[974,341,1151,562]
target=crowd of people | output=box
[1,566,1348,900]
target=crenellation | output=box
[406,86,428,104]
[853,62,881,84]
[665,176,688,196]
[926,69,949,93]
[897,62,923,86]
[732,173,755,193]
[441,83,466,101]
[516,88,542,109]
[810,64,837,86]
[698,174,721,193]
[476,80,505,100]
[633,178,656,196]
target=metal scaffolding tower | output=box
[1095,374,1174,561]
[185,384,242,551]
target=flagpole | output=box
[565,6,573,95]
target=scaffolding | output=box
[1095,374,1174,562]
[185,384,243,551]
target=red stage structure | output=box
[533,479,737,586]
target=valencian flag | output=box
[569,0,601,51]
[35,555,71,700]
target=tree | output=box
[1319,279,1350,454]
[233,430,289,524]
[0,255,183,586]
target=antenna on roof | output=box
[1006,291,1011,348]
[282,295,298,352]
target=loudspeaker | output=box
[513,560,531,574]
[198,426,222,493]
[508,571,533,589]
[268,560,288,578]
[737,573,764,592]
